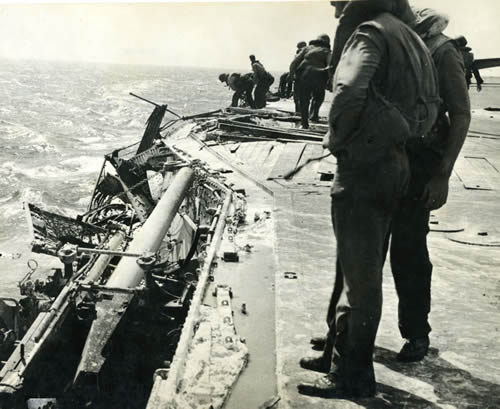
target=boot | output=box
[298,373,376,399]
[310,336,327,350]
[299,355,330,374]
[397,336,430,362]
[300,336,333,373]
[297,373,344,398]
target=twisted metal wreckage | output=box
[0,95,298,409]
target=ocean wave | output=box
[0,120,36,139]
[11,79,31,89]
[0,158,103,183]
[0,190,21,205]
[0,202,25,223]
[60,156,104,174]
[19,188,72,216]
[25,164,66,179]
[0,120,55,149]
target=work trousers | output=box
[297,67,327,128]
[329,146,410,395]
[278,72,292,98]
[293,78,301,114]
[326,140,439,348]
[391,139,441,340]
[254,83,270,109]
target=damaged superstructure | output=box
[0,101,252,409]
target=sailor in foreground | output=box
[218,72,255,108]
[300,0,418,375]
[391,7,471,362]
[327,0,416,84]
[298,0,439,399]
[289,34,331,129]
[249,54,274,109]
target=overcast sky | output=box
[1,0,499,72]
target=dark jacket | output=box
[411,10,471,154]
[251,61,273,86]
[289,44,331,77]
[227,73,253,91]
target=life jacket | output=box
[332,13,440,163]
[297,45,331,73]
[365,14,440,138]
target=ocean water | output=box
[0,59,234,295]
[0,59,498,296]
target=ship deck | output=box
[167,101,500,409]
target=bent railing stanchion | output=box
[146,188,233,409]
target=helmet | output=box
[219,73,229,82]
[316,33,331,47]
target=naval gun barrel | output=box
[106,166,194,288]
[72,167,195,390]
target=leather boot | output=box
[310,336,327,350]
[298,373,376,399]
[299,355,330,374]
[297,374,344,398]
[397,336,430,362]
[300,336,333,373]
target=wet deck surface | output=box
[178,103,500,409]
[171,136,279,408]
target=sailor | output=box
[328,0,416,83]
[298,1,439,398]
[454,35,484,91]
[278,41,308,99]
[389,7,471,362]
[249,55,274,109]
[278,72,290,98]
[218,72,255,109]
[289,34,331,129]
[299,0,420,374]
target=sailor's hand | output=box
[422,175,449,210]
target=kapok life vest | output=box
[331,13,440,163]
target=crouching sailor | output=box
[218,72,255,108]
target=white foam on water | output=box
[60,155,105,175]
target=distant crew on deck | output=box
[219,72,255,108]
[454,35,484,91]
[278,41,307,99]
[249,55,274,109]
[289,34,331,129]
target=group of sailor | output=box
[231,0,476,401]
[218,55,274,110]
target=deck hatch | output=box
[453,156,499,190]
